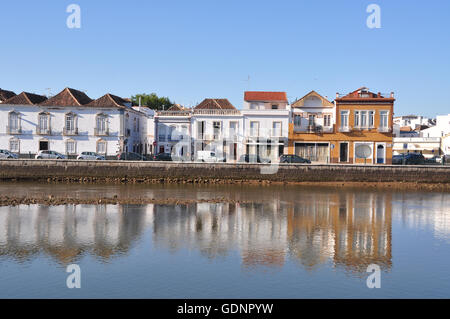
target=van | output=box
[197,151,224,162]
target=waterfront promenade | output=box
[0,159,449,187]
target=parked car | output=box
[425,155,443,164]
[238,154,271,164]
[0,149,19,159]
[392,153,425,165]
[279,154,311,164]
[35,150,66,159]
[153,153,173,161]
[117,152,147,161]
[77,152,106,160]
[197,151,225,162]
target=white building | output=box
[420,114,450,138]
[192,99,243,162]
[0,88,148,158]
[242,91,290,161]
[393,115,434,130]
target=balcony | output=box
[63,127,78,136]
[339,126,351,133]
[378,126,392,133]
[36,127,51,135]
[94,128,109,136]
[6,126,22,135]
[294,125,333,134]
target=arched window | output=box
[95,113,108,136]
[97,139,107,155]
[9,137,20,153]
[65,139,77,155]
[64,112,77,135]
[38,112,51,135]
[8,111,21,134]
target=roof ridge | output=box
[65,88,82,106]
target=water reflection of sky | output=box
[0,188,449,298]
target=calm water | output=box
[0,183,449,298]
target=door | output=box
[376,144,385,164]
[39,141,49,151]
[339,143,348,162]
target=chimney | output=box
[377,92,381,97]
[336,93,339,99]
[390,92,394,98]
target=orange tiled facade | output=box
[288,88,394,164]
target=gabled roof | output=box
[86,93,130,108]
[194,98,236,110]
[291,90,334,108]
[40,87,93,106]
[4,92,47,105]
[167,104,189,111]
[0,88,16,102]
[244,91,287,102]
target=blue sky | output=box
[1,0,449,117]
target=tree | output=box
[131,93,174,110]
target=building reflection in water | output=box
[0,192,397,272]
[0,204,152,264]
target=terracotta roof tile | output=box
[40,87,93,106]
[0,88,16,102]
[87,93,129,108]
[194,98,236,110]
[244,91,287,102]
[4,92,47,105]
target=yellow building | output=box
[288,88,394,164]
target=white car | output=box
[0,149,19,159]
[35,150,66,159]
[197,151,225,162]
[77,152,106,160]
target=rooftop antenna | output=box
[45,88,52,97]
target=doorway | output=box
[339,142,348,162]
[39,141,49,151]
[376,144,385,164]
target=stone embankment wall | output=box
[0,159,449,184]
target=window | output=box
[380,111,389,128]
[9,138,19,153]
[213,121,221,139]
[66,140,76,155]
[272,122,282,136]
[229,121,238,137]
[96,114,107,135]
[369,111,375,128]
[271,104,279,109]
[294,115,301,126]
[250,103,257,110]
[8,112,20,133]
[324,114,331,127]
[65,113,76,134]
[133,118,137,132]
[340,111,349,128]
[97,140,107,154]
[158,125,166,142]
[354,110,374,129]
[198,121,205,139]
[250,121,259,137]
[38,113,50,134]
[308,115,316,127]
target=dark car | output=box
[279,154,311,164]
[153,153,173,161]
[392,153,425,165]
[117,152,147,161]
[238,154,271,164]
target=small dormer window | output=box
[271,104,278,109]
